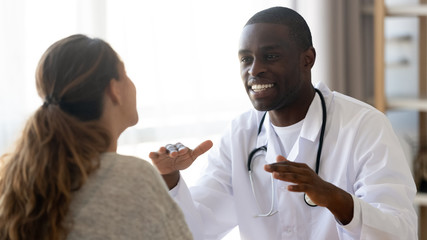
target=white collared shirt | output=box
[170,82,417,240]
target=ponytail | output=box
[0,34,118,240]
[0,104,110,240]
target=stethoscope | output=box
[247,88,327,217]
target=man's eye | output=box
[266,54,279,60]
[240,57,253,63]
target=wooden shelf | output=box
[375,0,427,238]
[415,192,427,206]
[387,4,427,16]
[387,98,427,111]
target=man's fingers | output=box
[264,161,312,180]
[158,146,167,154]
[265,162,297,173]
[149,145,177,160]
[148,152,159,160]
[276,155,289,162]
[192,140,213,158]
[152,140,212,161]
[272,172,311,184]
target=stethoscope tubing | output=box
[247,88,326,210]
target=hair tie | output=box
[43,95,60,108]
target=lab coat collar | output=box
[300,90,323,142]
[256,83,331,164]
[305,81,331,142]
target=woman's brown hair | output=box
[0,34,120,239]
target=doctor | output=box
[149,7,417,240]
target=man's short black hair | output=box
[245,6,313,51]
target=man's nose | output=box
[248,59,266,76]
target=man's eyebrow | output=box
[238,45,284,55]
[238,49,251,56]
[260,45,282,51]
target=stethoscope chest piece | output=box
[304,193,317,207]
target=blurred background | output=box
[0,0,422,238]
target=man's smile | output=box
[251,83,274,92]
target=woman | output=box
[0,34,192,240]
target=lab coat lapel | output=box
[287,138,299,162]
[258,91,324,165]
[264,114,283,164]
[289,92,324,165]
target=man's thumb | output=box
[193,140,213,158]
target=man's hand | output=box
[264,155,354,225]
[149,140,213,189]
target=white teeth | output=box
[251,84,274,92]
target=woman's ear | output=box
[303,47,316,69]
[105,79,121,105]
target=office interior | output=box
[1,0,426,239]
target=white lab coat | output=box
[170,82,417,240]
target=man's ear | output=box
[303,47,316,69]
[105,79,121,105]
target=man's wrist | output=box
[162,170,180,190]
[327,188,354,225]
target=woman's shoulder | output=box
[99,152,162,185]
[101,152,152,168]
[67,153,190,239]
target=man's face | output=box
[238,23,305,111]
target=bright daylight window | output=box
[1,0,294,238]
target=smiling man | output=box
[149,7,417,240]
